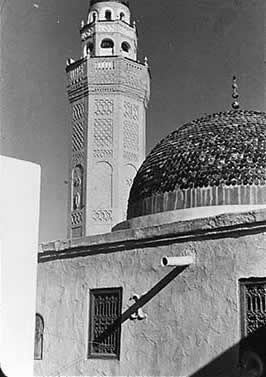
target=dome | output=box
[90,0,129,7]
[127,110,266,220]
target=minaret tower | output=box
[66,0,150,238]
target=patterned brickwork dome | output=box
[127,110,266,220]
[90,0,129,7]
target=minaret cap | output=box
[90,0,130,7]
[232,75,240,110]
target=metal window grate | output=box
[240,278,266,363]
[88,287,122,359]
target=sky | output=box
[1,0,265,242]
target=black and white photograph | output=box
[1,0,266,376]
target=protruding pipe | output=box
[161,256,194,267]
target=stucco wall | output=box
[35,210,266,376]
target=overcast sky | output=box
[1,0,264,242]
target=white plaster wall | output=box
[35,212,266,376]
[0,156,41,377]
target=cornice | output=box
[38,208,266,263]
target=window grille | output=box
[240,279,266,361]
[34,314,44,360]
[88,287,122,359]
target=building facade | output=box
[34,1,266,377]
[35,109,266,377]
[66,0,150,238]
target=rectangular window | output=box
[239,278,266,357]
[88,287,122,359]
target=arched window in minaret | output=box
[101,39,114,49]
[34,314,44,360]
[89,11,97,23]
[121,41,130,53]
[87,42,94,55]
[120,12,125,21]
[105,10,112,20]
[72,165,84,211]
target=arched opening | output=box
[120,12,125,20]
[101,39,114,49]
[87,43,94,55]
[72,165,84,211]
[105,10,112,20]
[34,314,44,360]
[89,11,97,23]
[121,41,130,53]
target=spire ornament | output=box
[232,75,240,110]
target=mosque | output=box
[34,1,266,376]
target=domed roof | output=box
[127,110,266,219]
[90,0,129,7]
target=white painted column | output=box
[0,156,41,377]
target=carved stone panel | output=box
[92,209,112,223]
[94,99,114,116]
[93,119,113,159]
[123,101,139,159]
[123,120,138,152]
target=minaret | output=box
[66,0,150,238]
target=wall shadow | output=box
[189,325,266,377]
[92,265,187,348]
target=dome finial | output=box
[232,75,240,110]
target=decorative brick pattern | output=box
[123,120,138,152]
[94,119,113,150]
[71,210,83,226]
[73,103,85,121]
[129,110,266,212]
[123,102,139,121]
[93,150,113,159]
[72,122,85,152]
[123,150,138,162]
[92,209,112,223]
[95,99,114,116]
[72,152,84,167]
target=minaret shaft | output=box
[66,1,150,238]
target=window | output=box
[89,11,97,23]
[101,39,114,49]
[120,12,125,20]
[121,41,130,53]
[105,10,112,20]
[87,43,94,54]
[34,314,44,360]
[240,279,266,365]
[88,287,123,359]
[72,165,84,211]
